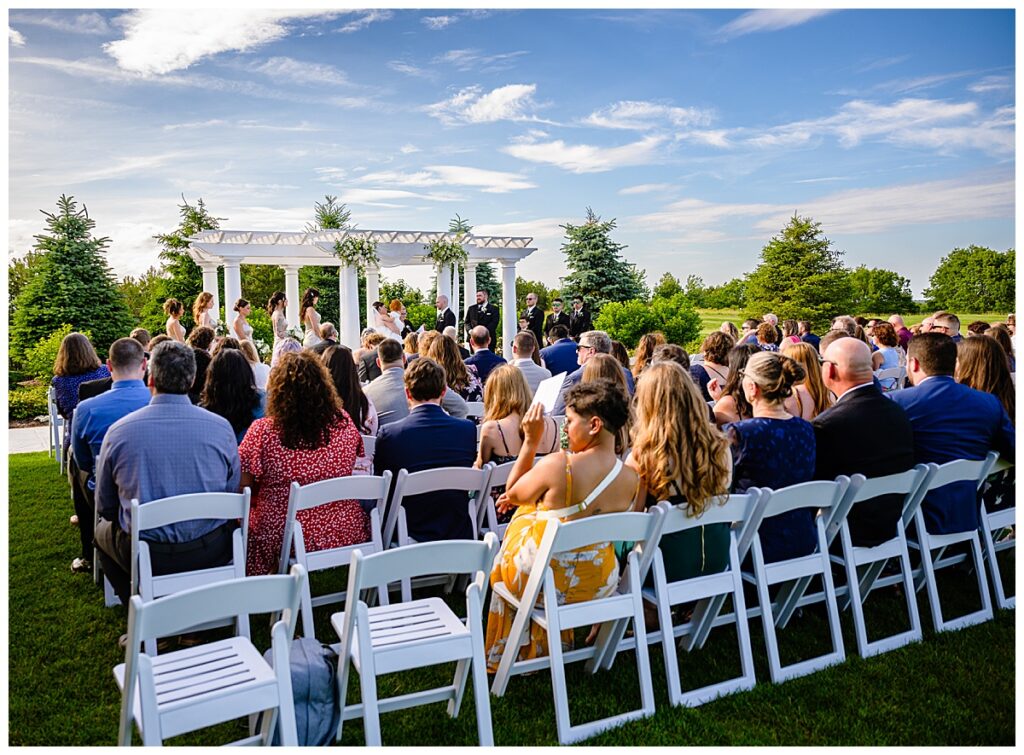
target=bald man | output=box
[813,337,915,547]
[887,314,912,349]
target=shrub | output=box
[245,307,275,350]
[405,303,436,331]
[23,324,95,384]
[594,293,702,350]
[9,384,49,421]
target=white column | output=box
[463,261,477,339]
[282,265,301,327]
[200,263,220,320]
[339,265,361,349]
[499,259,517,361]
[450,263,460,338]
[437,263,452,307]
[365,265,380,329]
[223,262,242,332]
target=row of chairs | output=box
[113,452,1013,745]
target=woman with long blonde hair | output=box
[632,331,665,379]
[780,340,832,419]
[423,329,483,401]
[193,291,216,330]
[628,361,733,581]
[582,353,631,454]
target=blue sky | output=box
[8,8,1016,297]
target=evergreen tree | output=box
[11,195,134,359]
[744,214,851,330]
[301,195,353,326]
[559,207,646,314]
[8,250,44,322]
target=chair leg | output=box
[630,589,656,719]
[357,631,382,745]
[655,586,682,707]
[447,658,470,718]
[919,538,946,631]
[470,633,494,746]
[755,569,784,683]
[970,534,994,621]
[544,613,573,744]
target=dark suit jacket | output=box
[544,311,571,340]
[465,348,507,385]
[890,376,1015,534]
[310,338,338,356]
[78,376,113,402]
[801,333,821,352]
[374,404,477,542]
[569,308,593,341]
[813,384,915,546]
[357,349,383,383]
[435,308,456,332]
[465,302,500,345]
[521,307,544,346]
[540,338,579,378]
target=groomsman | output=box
[435,294,456,332]
[544,297,570,340]
[520,292,545,346]
[464,289,500,347]
[568,295,593,342]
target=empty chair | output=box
[331,535,499,746]
[131,491,251,656]
[490,510,665,744]
[979,458,1015,609]
[114,565,306,746]
[278,473,392,639]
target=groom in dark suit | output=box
[374,357,477,543]
[464,289,500,347]
[813,337,915,546]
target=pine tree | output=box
[559,208,647,315]
[11,195,134,359]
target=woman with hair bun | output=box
[268,291,289,344]
[193,291,217,330]
[163,298,186,342]
[727,351,817,563]
[300,288,323,347]
[232,297,254,342]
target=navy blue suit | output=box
[889,376,1014,534]
[373,404,477,542]
[465,348,506,385]
[801,332,821,352]
[551,363,636,417]
[540,338,579,378]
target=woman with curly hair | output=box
[322,344,378,474]
[239,350,368,576]
[780,340,833,419]
[755,321,779,352]
[164,298,186,342]
[629,361,733,582]
[193,291,217,330]
[200,348,264,444]
[632,332,665,379]
[423,328,483,402]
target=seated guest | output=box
[211,336,240,358]
[712,343,759,426]
[763,313,783,345]
[583,354,633,454]
[374,358,477,542]
[240,351,368,576]
[650,343,690,369]
[628,362,732,581]
[510,331,551,395]
[188,345,212,405]
[630,331,663,379]
[239,339,271,390]
[271,336,302,369]
[967,320,991,337]
[94,341,240,608]
[186,325,215,353]
[780,340,833,420]
[539,324,577,376]
[890,333,1015,535]
[887,314,913,349]
[813,338,914,546]
[832,315,858,337]
[364,338,410,427]
[417,331,469,418]
[426,328,484,403]
[690,331,734,402]
[956,336,1015,421]
[322,344,378,474]
[356,332,387,382]
[68,338,150,574]
[484,382,641,671]
[727,352,817,563]
[551,330,635,416]
[818,328,851,354]
[610,340,632,372]
[798,320,820,351]
[147,333,171,351]
[466,325,507,385]
[403,332,420,363]
[755,321,779,352]
[720,321,739,341]
[129,327,151,351]
[870,321,902,388]
[739,319,760,345]
[200,348,265,444]
[780,319,801,345]
[985,325,1016,372]
[53,332,111,458]
[352,327,380,364]
[931,311,963,343]
[309,322,339,355]
[79,327,155,403]
[443,325,471,359]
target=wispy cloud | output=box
[717,9,835,40]
[422,15,457,30]
[9,27,25,46]
[250,56,350,87]
[399,144,420,154]
[425,83,541,125]
[60,152,182,185]
[433,48,529,72]
[337,10,393,34]
[335,188,463,206]
[969,75,1013,93]
[854,55,910,74]
[162,118,228,131]
[356,165,535,193]
[388,60,434,79]
[9,11,111,36]
[618,183,675,195]
[584,100,713,130]
[503,134,667,173]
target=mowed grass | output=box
[9,451,1015,746]
[695,309,1008,336]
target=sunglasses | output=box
[576,343,593,352]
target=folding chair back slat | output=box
[349,538,499,592]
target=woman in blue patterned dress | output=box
[726,351,816,563]
[52,332,111,457]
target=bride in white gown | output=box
[371,301,403,341]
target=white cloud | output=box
[399,144,420,154]
[618,183,674,196]
[717,9,835,40]
[969,75,1013,93]
[61,152,182,185]
[314,167,347,183]
[162,118,227,131]
[503,134,666,173]
[434,49,529,72]
[422,16,457,30]
[684,129,733,148]
[251,56,350,87]
[584,100,712,130]
[9,27,25,46]
[357,165,535,193]
[9,12,111,36]
[338,10,392,34]
[425,83,540,125]
[388,60,433,79]
[236,120,322,132]
[104,10,337,75]
[336,188,462,206]
[854,55,910,74]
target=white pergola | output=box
[186,229,536,359]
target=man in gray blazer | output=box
[510,331,552,396]
[365,340,469,428]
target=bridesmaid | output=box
[232,298,254,342]
[301,288,323,347]
[164,298,185,342]
[268,291,288,344]
[193,292,217,330]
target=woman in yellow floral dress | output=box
[484,381,641,672]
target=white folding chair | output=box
[360,434,376,458]
[278,473,392,639]
[48,385,66,472]
[130,491,251,656]
[909,453,998,632]
[490,510,666,744]
[745,480,849,684]
[382,466,491,601]
[979,458,1014,609]
[876,366,906,391]
[464,401,485,421]
[593,494,761,707]
[114,565,306,746]
[331,536,499,746]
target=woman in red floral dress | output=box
[239,350,369,576]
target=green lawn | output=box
[695,309,1008,336]
[9,451,1015,746]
